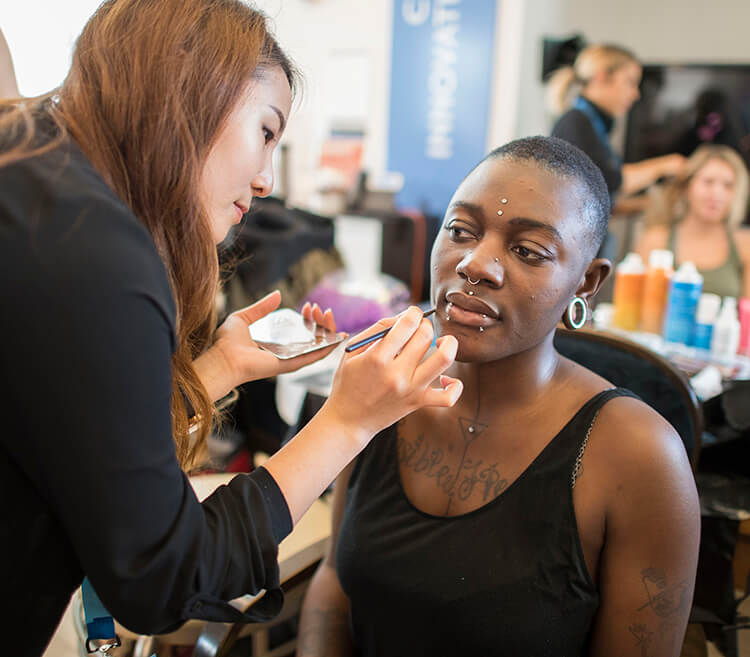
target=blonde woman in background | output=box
[548,44,685,207]
[636,145,750,298]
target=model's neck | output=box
[450,331,562,412]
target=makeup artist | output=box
[298,137,699,657]
[0,2,462,655]
[548,44,686,259]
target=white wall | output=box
[254,0,394,206]
[0,1,101,96]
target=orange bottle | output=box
[640,249,674,334]
[612,253,646,331]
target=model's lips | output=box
[445,290,500,319]
[443,292,501,328]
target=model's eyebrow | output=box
[445,200,485,220]
[270,105,287,134]
[508,217,562,242]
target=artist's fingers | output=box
[421,375,463,407]
[373,306,424,362]
[412,334,459,388]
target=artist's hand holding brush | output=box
[264,306,463,523]
[326,306,463,436]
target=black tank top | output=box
[336,388,635,657]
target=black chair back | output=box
[554,328,703,469]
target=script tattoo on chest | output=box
[397,433,508,507]
[396,380,507,514]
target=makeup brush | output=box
[344,308,437,353]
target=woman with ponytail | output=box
[0,2,462,654]
[549,44,685,207]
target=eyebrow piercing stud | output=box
[468,277,480,285]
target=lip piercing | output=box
[468,277,480,285]
[501,198,508,204]
[479,326,484,332]
[446,302,452,320]
[497,210,503,216]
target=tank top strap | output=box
[726,225,743,269]
[667,224,677,252]
[569,387,639,487]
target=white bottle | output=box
[711,297,741,361]
[692,293,722,351]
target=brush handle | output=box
[344,308,436,353]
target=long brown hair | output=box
[644,144,750,229]
[0,0,297,467]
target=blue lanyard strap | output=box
[573,96,622,167]
[81,577,120,654]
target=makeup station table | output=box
[274,325,750,432]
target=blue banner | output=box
[387,0,498,216]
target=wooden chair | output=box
[554,327,703,469]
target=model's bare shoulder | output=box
[587,397,695,508]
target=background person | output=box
[548,43,686,207]
[0,27,18,98]
[637,144,750,298]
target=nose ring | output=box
[467,277,480,285]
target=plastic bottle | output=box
[662,262,703,345]
[739,298,750,357]
[640,249,673,334]
[691,293,721,351]
[612,253,646,331]
[711,297,741,361]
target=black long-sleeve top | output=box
[0,134,292,656]
[551,97,623,201]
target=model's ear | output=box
[576,257,612,304]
